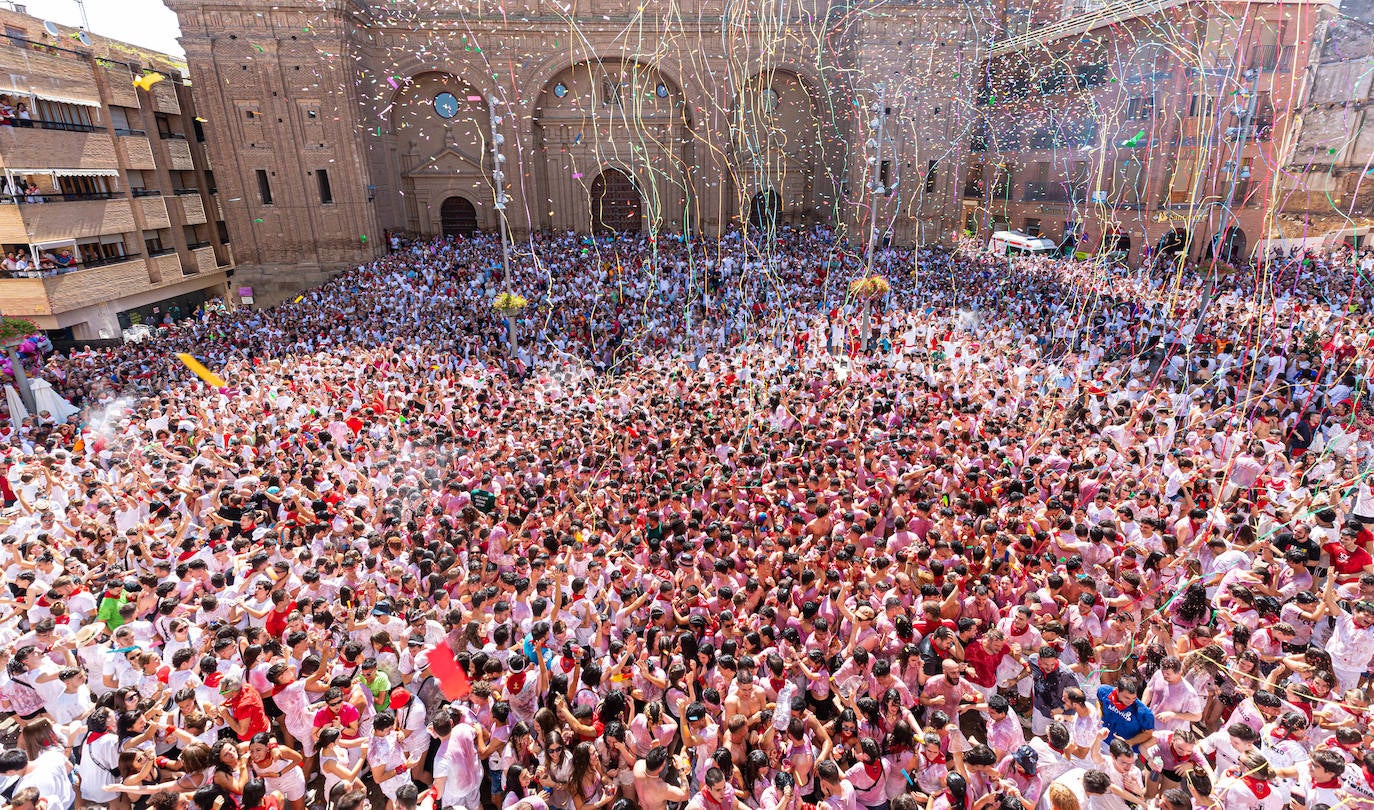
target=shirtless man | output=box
[633,747,689,810]
[724,663,769,724]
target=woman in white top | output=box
[77,707,122,808]
[317,727,368,808]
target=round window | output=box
[656,83,669,99]
[553,82,568,98]
[762,88,780,113]
[433,92,459,119]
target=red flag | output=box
[427,640,471,700]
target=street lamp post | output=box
[1194,68,1260,334]
[488,95,515,358]
[862,83,890,352]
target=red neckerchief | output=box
[1109,689,1132,711]
[862,760,883,781]
[924,750,946,766]
[570,594,585,603]
[1241,775,1271,799]
[1313,776,1342,789]
[87,730,108,744]
[1269,726,1291,742]
[507,670,528,695]
[54,615,69,624]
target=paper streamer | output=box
[175,353,226,389]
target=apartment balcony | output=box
[152,82,181,116]
[117,132,156,171]
[101,65,141,108]
[164,138,194,171]
[191,245,217,273]
[0,256,148,316]
[1022,182,1070,202]
[0,123,119,172]
[138,195,172,229]
[173,190,207,225]
[0,195,135,243]
[151,250,183,279]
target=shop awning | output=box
[33,91,101,108]
[51,168,119,178]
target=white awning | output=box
[32,91,101,108]
[32,238,77,249]
[52,168,119,178]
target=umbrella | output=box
[29,379,78,422]
[4,384,27,421]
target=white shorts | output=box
[380,773,415,801]
[443,785,482,810]
[1333,665,1363,693]
[264,765,307,801]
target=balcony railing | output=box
[4,119,104,133]
[0,191,119,204]
[3,252,145,279]
[186,240,211,250]
[1023,182,1069,202]
[173,188,200,196]
[132,189,163,198]
[963,183,983,198]
[82,253,142,269]
[114,127,148,137]
[158,131,188,140]
[148,246,177,257]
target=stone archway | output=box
[749,189,782,231]
[532,59,690,233]
[590,169,642,233]
[1211,226,1247,264]
[1156,228,1188,258]
[440,196,478,237]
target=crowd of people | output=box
[0,225,1372,810]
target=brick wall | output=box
[0,129,118,171]
[152,82,181,115]
[0,278,53,316]
[0,203,25,242]
[193,245,216,273]
[0,45,99,104]
[19,198,135,242]
[152,251,183,279]
[139,195,172,229]
[101,66,141,108]
[43,258,150,313]
[117,134,156,170]
[178,194,207,225]
[165,139,193,171]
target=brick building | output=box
[1275,2,1374,252]
[167,0,988,299]
[958,0,1330,267]
[0,8,232,340]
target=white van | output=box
[989,230,1058,256]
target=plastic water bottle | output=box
[774,682,796,730]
